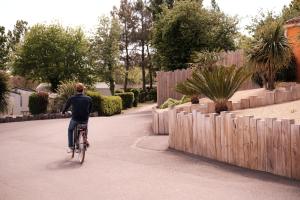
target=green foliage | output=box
[130,88,140,107]
[176,81,199,96]
[91,16,121,95]
[0,71,10,113]
[138,90,147,103]
[159,95,190,109]
[148,88,157,102]
[86,91,102,114]
[29,92,49,115]
[116,92,135,109]
[100,96,122,116]
[12,24,95,91]
[56,81,76,109]
[152,0,237,70]
[0,27,9,70]
[282,0,300,21]
[177,65,252,113]
[114,89,124,94]
[248,24,292,90]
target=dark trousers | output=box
[68,119,88,147]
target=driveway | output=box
[0,104,299,200]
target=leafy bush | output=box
[100,96,122,116]
[114,89,124,94]
[0,71,10,113]
[116,92,134,109]
[147,88,157,102]
[56,81,76,109]
[29,92,49,115]
[138,90,147,103]
[160,96,190,109]
[130,88,140,107]
[86,91,102,114]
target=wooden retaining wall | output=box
[168,109,300,180]
[153,84,300,135]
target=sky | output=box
[0,0,292,34]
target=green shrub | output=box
[114,89,124,94]
[100,96,122,116]
[29,92,49,115]
[86,91,102,114]
[159,95,190,109]
[148,88,157,102]
[116,92,134,109]
[138,90,147,103]
[0,71,10,113]
[130,88,140,107]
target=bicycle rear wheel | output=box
[77,132,86,164]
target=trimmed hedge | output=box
[114,89,124,94]
[100,96,122,116]
[116,92,134,109]
[29,92,49,115]
[86,91,102,114]
[130,88,140,107]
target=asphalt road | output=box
[0,105,300,200]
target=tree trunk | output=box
[124,21,129,91]
[146,43,153,89]
[109,77,115,96]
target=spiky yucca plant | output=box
[176,66,252,113]
[248,23,291,90]
[56,81,76,109]
[176,81,199,104]
[0,71,10,114]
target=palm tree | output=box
[0,71,10,114]
[248,23,291,90]
[176,66,252,113]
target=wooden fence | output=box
[153,84,300,135]
[168,109,300,180]
[156,50,258,106]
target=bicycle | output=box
[71,123,88,164]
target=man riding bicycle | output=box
[62,83,92,152]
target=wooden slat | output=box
[207,113,217,159]
[187,113,194,153]
[243,116,253,168]
[196,112,203,156]
[236,116,245,167]
[241,99,250,109]
[279,119,294,177]
[266,118,276,173]
[249,118,259,170]
[273,120,282,175]
[215,115,222,161]
[257,120,267,171]
[226,113,236,164]
[220,112,229,162]
[291,124,300,180]
[232,118,239,165]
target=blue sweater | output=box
[62,93,93,122]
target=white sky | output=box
[0,0,292,34]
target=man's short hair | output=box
[76,83,85,93]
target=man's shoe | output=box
[67,147,74,153]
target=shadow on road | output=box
[46,158,83,170]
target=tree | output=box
[91,16,121,95]
[134,0,152,90]
[211,0,220,11]
[176,66,252,113]
[151,0,237,70]
[282,0,300,21]
[0,26,8,70]
[248,23,292,90]
[12,24,95,91]
[114,0,137,91]
[0,71,10,113]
